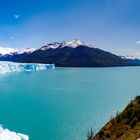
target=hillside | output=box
[89,96,140,140]
[0,39,131,67]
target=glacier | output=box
[0,61,55,74]
[0,126,29,140]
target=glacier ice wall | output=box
[0,126,29,140]
[0,61,55,74]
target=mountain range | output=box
[0,39,138,67]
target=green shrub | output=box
[126,101,133,110]
[125,108,133,119]
[87,128,94,140]
[135,96,140,103]
[130,118,138,128]
[116,124,128,138]
[116,130,124,138]
[116,113,122,124]
[104,130,111,138]
[99,130,104,137]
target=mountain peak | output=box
[39,39,92,50]
[0,47,18,55]
[0,39,95,55]
[61,39,87,48]
[40,42,60,50]
[0,47,36,55]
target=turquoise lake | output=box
[0,67,140,140]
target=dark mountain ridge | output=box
[0,39,134,67]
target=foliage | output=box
[88,96,140,140]
[87,128,94,140]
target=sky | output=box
[0,0,140,56]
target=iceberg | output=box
[0,126,29,140]
[0,61,55,74]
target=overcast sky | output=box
[0,0,140,56]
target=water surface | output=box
[0,67,139,140]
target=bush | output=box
[87,128,94,140]
[135,96,140,104]
[116,125,128,138]
[130,117,138,128]
[125,108,133,119]
[116,130,124,138]
[104,130,111,138]
[126,101,133,109]
[99,130,104,137]
[116,115,121,123]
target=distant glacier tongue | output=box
[0,61,55,74]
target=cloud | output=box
[14,14,20,19]
[136,41,140,44]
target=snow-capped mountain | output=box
[14,48,36,54]
[0,39,93,56]
[39,39,93,50]
[120,55,140,60]
[0,47,18,55]
[120,55,140,65]
[0,39,130,67]
[0,47,35,55]
[60,39,88,48]
[40,42,61,50]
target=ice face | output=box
[0,61,55,74]
[0,126,29,140]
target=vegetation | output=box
[88,96,140,140]
[87,128,94,140]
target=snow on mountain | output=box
[0,47,35,55]
[60,39,88,48]
[0,39,94,55]
[0,40,130,67]
[0,47,18,55]
[120,55,140,60]
[15,48,36,54]
[40,42,60,50]
[39,39,93,50]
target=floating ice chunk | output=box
[17,133,29,140]
[0,126,29,140]
[0,61,55,74]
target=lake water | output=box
[0,67,140,140]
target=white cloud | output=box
[136,41,140,44]
[14,14,20,19]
